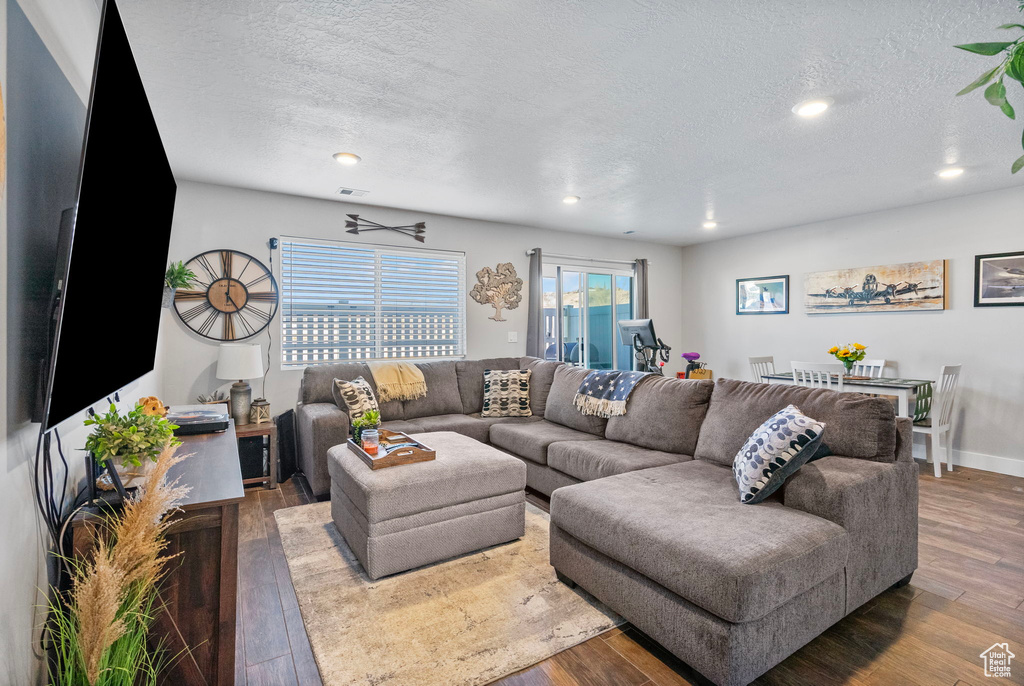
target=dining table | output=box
[761,372,935,421]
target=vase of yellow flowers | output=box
[828,343,867,376]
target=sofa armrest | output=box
[895,417,913,463]
[296,402,350,497]
[784,456,918,612]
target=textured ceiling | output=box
[119,0,1022,245]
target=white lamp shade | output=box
[216,343,264,380]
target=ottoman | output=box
[327,431,527,579]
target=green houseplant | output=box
[351,409,381,444]
[84,404,180,489]
[162,261,197,308]
[955,2,1024,173]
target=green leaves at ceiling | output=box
[954,15,1024,173]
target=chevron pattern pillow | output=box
[733,404,826,504]
[481,369,532,417]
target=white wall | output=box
[679,185,1024,475]
[157,181,686,415]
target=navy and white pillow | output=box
[481,369,532,417]
[332,377,380,423]
[733,404,826,504]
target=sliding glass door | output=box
[542,264,635,370]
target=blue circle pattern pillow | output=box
[733,404,826,504]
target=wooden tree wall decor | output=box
[470,263,523,321]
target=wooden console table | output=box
[72,422,245,686]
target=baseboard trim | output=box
[912,443,1024,478]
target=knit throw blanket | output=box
[573,370,651,418]
[367,361,428,402]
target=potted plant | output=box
[351,409,381,444]
[84,401,180,489]
[827,343,868,376]
[163,261,198,308]
[48,444,188,686]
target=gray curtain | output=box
[525,248,544,358]
[635,258,650,319]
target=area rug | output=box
[274,502,622,686]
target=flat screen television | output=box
[40,0,176,430]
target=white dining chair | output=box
[791,362,844,392]
[913,365,962,478]
[749,356,775,383]
[852,359,887,378]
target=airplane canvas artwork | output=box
[974,251,1024,307]
[804,259,945,314]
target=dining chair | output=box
[852,359,887,378]
[749,356,775,383]
[791,362,844,392]
[912,365,962,478]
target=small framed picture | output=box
[974,251,1024,307]
[736,275,789,315]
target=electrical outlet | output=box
[507,331,518,343]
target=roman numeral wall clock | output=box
[173,249,280,341]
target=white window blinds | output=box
[279,238,466,367]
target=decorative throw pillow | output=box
[733,404,826,504]
[332,377,379,423]
[481,369,532,417]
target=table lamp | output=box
[216,343,264,426]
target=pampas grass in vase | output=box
[48,442,190,686]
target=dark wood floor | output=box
[236,462,1024,686]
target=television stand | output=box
[71,422,244,686]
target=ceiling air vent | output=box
[337,187,369,198]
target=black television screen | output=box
[43,0,176,430]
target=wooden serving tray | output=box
[347,430,436,470]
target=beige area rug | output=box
[274,502,622,686]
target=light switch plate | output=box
[507,331,518,343]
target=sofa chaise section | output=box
[549,377,919,686]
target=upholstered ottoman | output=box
[327,431,527,579]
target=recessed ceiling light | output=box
[333,152,361,165]
[702,221,718,230]
[792,97,833,118]
[936,167,964,179]
[562,195,580,205]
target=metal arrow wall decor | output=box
[344,214,427,243]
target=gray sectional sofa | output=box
[295,357,918,686]
[295,356,709,498]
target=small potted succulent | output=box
[351,409,381,444]
[84,400,180,489]
[163,260,198,308]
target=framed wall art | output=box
[974,251,1024,307]
[804,259,945,314]
[736,275,789,315]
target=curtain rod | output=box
[524,250,644,266]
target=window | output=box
[279,238,466,367]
